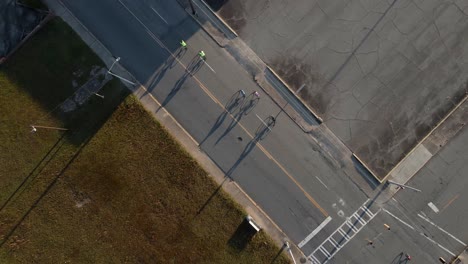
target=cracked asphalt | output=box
[211,0,468,179]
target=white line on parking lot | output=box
[298,216,332,248]
[151,6,168,24]
[417,213,467,246]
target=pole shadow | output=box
[194,177,228,217]
[0,130,92,248]
[270,244,287,263]
[156,71,190,112]
[225,138,257,178]
[0,132,67,213]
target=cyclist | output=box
[198,50,206,60]
[240,89,246,98]
[180,40,187,49]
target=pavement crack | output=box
[315,1,331,18]
[432,14,451,53]
[410,0,425,14]
[452,1,468,17]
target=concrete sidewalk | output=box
[42,0,305,262]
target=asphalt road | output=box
[323,127,468,264]
[61,0,369,252]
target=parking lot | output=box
[211,0,468,179]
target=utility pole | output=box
[284,242,297,264]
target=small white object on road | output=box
[428,202,440,213]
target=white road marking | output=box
[419,232,456,257]
[255,114,272,131]
[315,176,329,190]
[298,216,332,248]
[417,213,467,246]
[428,202,440,213]
[384,208,456,257]
[203,60,216,73]
[151,6,168,24]
[382,208,414,230]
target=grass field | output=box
[0,17,289,264]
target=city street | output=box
[61,0,368,250]
[56,0,467,263]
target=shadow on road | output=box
[225,138,257,177]
[214,108,244,145]
[156,55,204,112]
[390,252,411,264]
[198,90,242,146]
[240,93,259,115]
[225,122,272,177]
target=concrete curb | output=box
[197,0,238,38]
[266,66,323,124]
[385,94,468,185]
[42,0,301,262]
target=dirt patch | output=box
[216,0,246,35]
[270,56,331,115]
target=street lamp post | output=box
[107,57,136,85]
[108,57,120,72]
[31,125,68,133]
[387,180,422,192]
[284,242,297,264]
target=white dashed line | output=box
[151,6,168,24]
[418,213,467,246]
